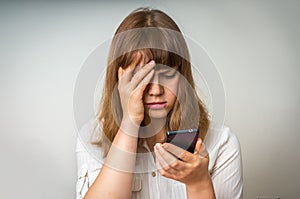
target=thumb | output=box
[194,138,202,154]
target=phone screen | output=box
[165,129,199,153]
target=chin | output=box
[146,108,169,119]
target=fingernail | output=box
[149,60,155,66]
[155,143,161,150]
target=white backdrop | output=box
[0,1,299,198]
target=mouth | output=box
[145,101,167,109]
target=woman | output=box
[76,7,243,199]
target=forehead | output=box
[155,64,178,72]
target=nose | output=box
[146,74,164,96]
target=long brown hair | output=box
[93,7,210,157]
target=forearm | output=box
[84,120,139,199]
[186,175,216,199]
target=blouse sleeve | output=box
[210,129,243,199]
[76,123,103,199]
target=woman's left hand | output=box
[154,139,211,187]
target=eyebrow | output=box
[155,65,178,72]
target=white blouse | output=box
[76,119,243,199]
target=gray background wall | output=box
[0,0,299,198]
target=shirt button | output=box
[151,171,156,177]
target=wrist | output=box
[120,117,140,137]
[186,174,214,194]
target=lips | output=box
[145,101,167,109]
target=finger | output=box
[120,67,135,83]
[155,151,183,181]
[131,60,155,88]
[154,144,180,175]
[134,68,154,90]
[127,52,143,71]
[120,52,143,82]
[194,138,209,158]
[194,138,202,154]
[118,66,134,84]
[118,67,124,82]
[131,69,154,99]
[155,143,178,168]
[199,142,209,159]
[132,65,142,76]
[155,154,163,170]
[154,144,169,170]
[155,156,174,179]
[162,142,194,162]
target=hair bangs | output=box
[146,48,182,69]
[113,27,184,69]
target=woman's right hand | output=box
[117,55,155,126]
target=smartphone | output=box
[165,129,199,153]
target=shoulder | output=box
[204,123,243,198]
[204,122,240,151]
[76,118,105,163]
[204,122,242,172]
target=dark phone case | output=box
[166,129,199,153]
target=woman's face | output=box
[143,64,179,119]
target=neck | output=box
[143,117,167,151]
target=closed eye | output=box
[162,71,177,79]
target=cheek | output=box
[164,79,179,104]
[162,78,179,96]
[166,91,177,106]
